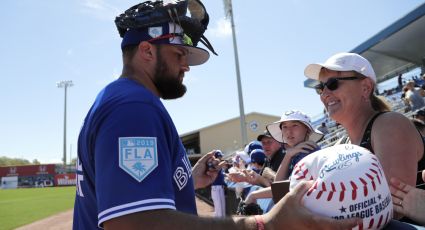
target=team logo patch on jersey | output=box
[119,137,158,182]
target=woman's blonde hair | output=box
[370,94,391,112]
[358,71,392,112]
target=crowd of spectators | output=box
[202,58,425,229]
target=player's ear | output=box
[137,41,156,61]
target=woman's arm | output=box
[372,112,422,187]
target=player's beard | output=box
[153,51,187,100]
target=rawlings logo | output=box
[319,151,362,178]
[119,137,158,182]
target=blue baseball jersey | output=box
[212,169,226,186]
[73,78,196,229]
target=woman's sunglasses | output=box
[314,76,362,95]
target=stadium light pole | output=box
[57,80,73,166]
[223,0,248,147]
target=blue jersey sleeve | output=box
[95,102,176,226]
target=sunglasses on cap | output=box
[314,76,362,95]
[148,33,193,46]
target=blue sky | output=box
[1,0,424,163]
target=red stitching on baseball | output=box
[358,222,363,230]
[377,214,383,228]
[368,217,374,229]
[339,182,345,201]
[307,181,318,196]
[321,182,327,191]
[295,168,309,180]
[376,174,381,184]
[293,165,302,175]
[372,162,383,177]
[365,173,376,191]
[371,180,376,191]
[327,191,334,201]
[365,173,373,180]
[359,177,368,196]
[384,211,389,226]
[295,175,305,180]
[370,169,381,184]
[316,191,323,199]
[350,181,357,200]
[293,162,305,175]
[327,183,336,201]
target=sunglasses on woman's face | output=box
[314,76,362,95]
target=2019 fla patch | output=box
[119,137,158,182]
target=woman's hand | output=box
[390,177,425,225]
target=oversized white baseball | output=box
[290,144,393,230]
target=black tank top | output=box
[359,112,425,189]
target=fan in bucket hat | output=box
[267,110,324,143]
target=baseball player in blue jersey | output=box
[211,150,227,217]
[72,1,361,229]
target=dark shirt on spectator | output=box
[262,148,285,173]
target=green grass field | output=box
[0,186,75,230]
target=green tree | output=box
[32,159,40,164]
[71,157,77,166]
[0,156,31,166]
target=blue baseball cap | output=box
[244,141,263,155]
[121,22,209,66]
[214,150,224,158]
[250,149,266,165]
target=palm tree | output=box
[132,162,146,176]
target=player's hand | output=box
[263,180,361,230]
[192,150,224,189]
[285,141,318,158]
[390,177,425,225]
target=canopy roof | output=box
[305,2,425,88]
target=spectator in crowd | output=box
[304,52,425,217]
[401,87,412,112]
[317,122,329,135]
[257,131,285,173]
[227,132,285,188]
[268,110,323,180]
[415,110,425,124]
[398,73,404,90]
[390,170,425,226]
[211,150,227,218]
[244,110,323,204]
[244,141,263,157]
[249,149,267,174]
[405,81,425,111]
